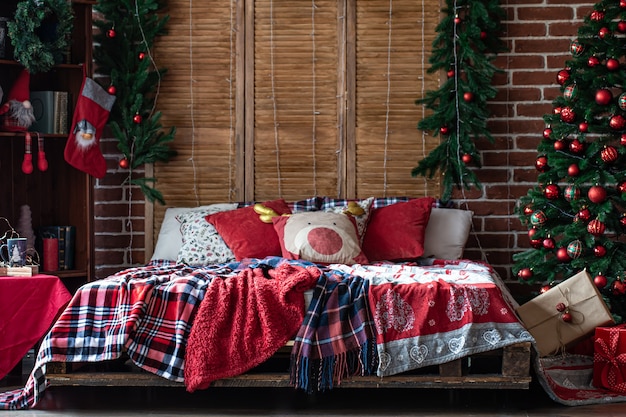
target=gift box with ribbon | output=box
[594,324,626,393]
[516,269,614,357]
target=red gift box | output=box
[594,324,626,393]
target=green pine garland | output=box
[412,0,507,200]
[93,0,176,205]
[8,0,73,74]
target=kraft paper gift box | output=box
[516,269,614,357]
[593,324,626,393]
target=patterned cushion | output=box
[176,204,238,265]
[320,196,374,243]
[272,211,368,264]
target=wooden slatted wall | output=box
[150,0,441,251]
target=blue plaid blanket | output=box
[290,267,378,392]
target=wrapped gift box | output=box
[594,324,626,393]
[516,269,614,357]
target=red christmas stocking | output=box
[64,77,116,178]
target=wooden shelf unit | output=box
[0,0,95,290]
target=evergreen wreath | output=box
[8,0,74,74]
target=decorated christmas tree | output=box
[412,0,507,200]
[513,0,626,322]
[93,0,176,204]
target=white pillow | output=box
[422,208,473,260]
[151,204,237,262]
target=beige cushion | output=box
[422,208,473,260]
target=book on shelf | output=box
[37,225,76,271]
[30,91,69,135]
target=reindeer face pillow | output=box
[272,211,368,265]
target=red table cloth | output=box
[0,274,71,380]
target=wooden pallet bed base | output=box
[46,342,532,390]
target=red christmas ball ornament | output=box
[119,158,129,169]
[461,153,472,164]
[133,114,142,124]
[543,127,552,139]
[590,10,605,21]
[578,122,588,133]
[540,285,552,294]
[618,181,626,194]
[553,107,562,115]
[447,69,455,78]
[454,15,461,24]
[569,139,584,154]
[523,204,534,216]
[440,126,449,135]
[594,244,607,258]
[588,56,600,67]
[106,28,116,38]
[570,39,584,56]
[518,268,533,281]
[607,58,620,72]
[561,312,573,323]
[610,115,626,130]
[595,89,613,106]
[138,52,146,60]
[556,302,567,312]
[480,31,487,40]
[556,247,570,262]
[577,207,591,222]
[588,185,607,203]
[621,134,626,146]
[463,92,474,102]
[543,236,555,250]
[587,219,606,236]
[621,0,626,9]
[613,280,626,295]
[554,140,566,151]
[556,69,570,86]
[594,274,608,289]
[528,228,543,248]
[560,107,576,123]
[544,183,560,200]
[107,85,116,95]
[599,27,611,39]
[620,213,626,227]
[619,21,626,33]
[601,146,618,163]
[568,163,580,177]
[535,155,548,172]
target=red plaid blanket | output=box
[0,260,230,410]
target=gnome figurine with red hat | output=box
[0,69,35,131]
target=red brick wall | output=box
[92,1,592,282]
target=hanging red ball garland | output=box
[119,158,129,169]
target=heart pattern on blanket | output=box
[483,329,501,346]
[409,344,429,364]
[448,336,465,354]
[378,351,392,372]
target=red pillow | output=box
[206,199,292,260]
[362,197,435,261]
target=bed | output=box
[0,196,534,410]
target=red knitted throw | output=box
[184,262,319,392]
